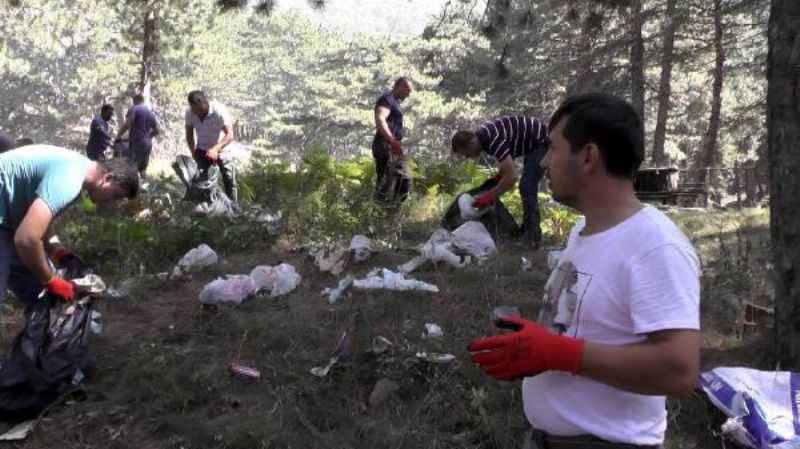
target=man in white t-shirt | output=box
[469,93,700,449]
[184,90,237,204]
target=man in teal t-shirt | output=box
[0,145,139,304]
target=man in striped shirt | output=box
[452,116,550,247]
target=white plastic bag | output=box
[249,263,301,297]
[350,235,374,263]
[452,221,496,259]
[547,250,563,270]
[699,367,800,449]
[73,274,106,294]
[353,268,439,293]
[458,193,489,220]
[270,263,301,297]
[199,275,257,305]
[250,265,277,291]
[174,244,218,277]
[310,246,349,275]
[322,276,354,304]
[398,229,470,274]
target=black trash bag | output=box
[172,155,235,215]
[0,294,95,422]
[112,138,129,159]
[441,178,521,239]
[378,156,412,209]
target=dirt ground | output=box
[0,225,771,449]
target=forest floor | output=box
[0,195,773,449]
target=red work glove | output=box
[468,316,585,381]
[389,139,403,156]
[46,277,76,302]
[472,190,497,209]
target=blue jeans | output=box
[519,150,546,243]
[0,230,45,305]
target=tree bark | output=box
[698,0,725,188]
[768,0,800,369]
[651,0,678,167]
[629,0,646,151]
[140,1,159,104]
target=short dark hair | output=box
[132,94,145,104]
[98,158,140,199]
[549,93,643,179]
[451,130,476,153]
[101,104,114,114]
[187,90,207,106]
[15,138,33,147]
[394,77,411,89]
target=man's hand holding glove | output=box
[472,190,497,209]
[468,317,585,381]
[389,139,404,157]
[206,147,220,163]
[46,277,76,302]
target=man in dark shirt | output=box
[373,77,413,203]
[452,116,550,247]
[116,94,160,179]
[86,104,114,161]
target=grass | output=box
[0,154,776,448]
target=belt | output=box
[527,428,661,449]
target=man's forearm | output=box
[186,130,195,152]
[580,333,700,397]
[376,119,396,143]
[492,160,519,196]
[15,237,54,284]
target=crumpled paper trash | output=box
[173,244,218,278]
[416,352,455,364]
[353,268,439,293]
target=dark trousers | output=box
[0,231,44,305]
[194,149,238,204]
[372,136,391,200]
[130,141,153,174]
[519,150,546,244]
[524,428,662,449]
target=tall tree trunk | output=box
[768,0,800,369]
[698,0,725,187]
[651,0,678,167]
[629,0,646,151]
[140,2,159,105]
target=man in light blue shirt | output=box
[0,145,139,304]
